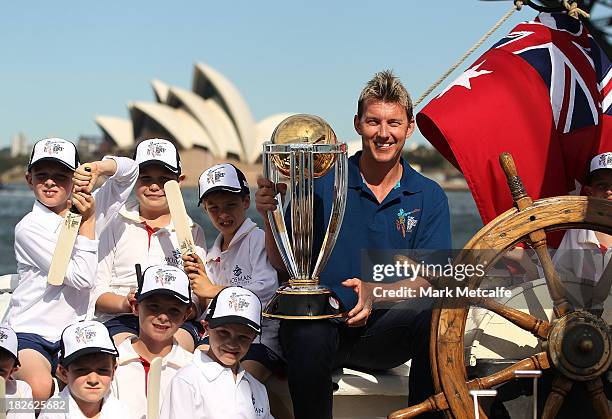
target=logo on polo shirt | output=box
[0,330,7,342]
[207,168,225,184]
[146,141,167,157]
[75,325,97,344]
[165,249,182,267]
[43,140,64,155]
[252,394,264,416]
[228,292,250,312]
[396,208,420,238]
[154,268,176,286]
[231,264,252,286]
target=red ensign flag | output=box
[417,12,612,228]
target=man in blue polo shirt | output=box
[256,70,451,419]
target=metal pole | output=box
[514,370,542,419]
[469,389,497,419]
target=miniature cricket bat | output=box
[164,180,196,256]
[48,166,91,286]
[147,356,162,419]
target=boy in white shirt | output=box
[160,286,273,419]
[39,320,130,419]
[110,264,193,419]
[183,163,284,383]
[5,138,138,401]
[92,139,206,351]
[0,325,34,418]
[553,152,612,305]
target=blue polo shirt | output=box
[310,152,451,309]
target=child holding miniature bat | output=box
[110,264,193,419]
[183,163,285,384]
[91,139,206,351]
[5,138,137,402]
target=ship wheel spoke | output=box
[541,373,574,419]
[499,153,574,317]
[471,297,551,339]
[387,391,449,419]
[586,377,611,418]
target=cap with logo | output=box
[589,152,612,174]
[198,163,249,205]
[60,320,119,367]
[0,325,20,366]
[136,264,191,305]
[205,286,262,334]
[133,139,181,175]
[28,138,80,171]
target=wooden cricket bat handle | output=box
[70,166,92,214]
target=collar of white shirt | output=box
[206,217,257,263]
[117,336,190,369]
[119,200,196,232]
[32,199,64,233]
[58,386,121,418]
[193,350,248,383]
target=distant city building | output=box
[10,133,28,158]
[77,135,102,157]
[95,63,294,164]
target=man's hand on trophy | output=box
[342,278,375,327]
[182,254,224,299]
[255,178,287,216]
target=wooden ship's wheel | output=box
[389,153,612,419]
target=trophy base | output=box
[263,284,346,319]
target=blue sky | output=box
[0,1,537,148]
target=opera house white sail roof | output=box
[95,63,293,164]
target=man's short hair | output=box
[357,70,413,120]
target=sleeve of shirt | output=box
[14,220,98,290]
[257,382,275,419]
[92,156,138,238]
[552,230,580,281]
[192,223,207,261]
[159,376,198,419]
[90,224,118,317]
[415,187,452,250]
[246,230,279,305]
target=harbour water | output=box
[0,187,482,275]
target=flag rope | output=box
[563,1,590,20]
[414,1,524,108]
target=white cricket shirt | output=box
[110,337,192,419]
[6,379,35,419]
[204,218,281,357]
[5,156,138,342]
[159,351,273,419]
[553,229,611,283]
[91,200,206,322]
[38,386,131,419]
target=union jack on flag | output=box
[418,12,612,235]
[492,13,612,134]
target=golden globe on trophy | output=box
[262,114,348,319]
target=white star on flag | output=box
[437,61,493,99]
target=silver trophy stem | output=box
[290,151,315,283]
[312,148,347,279]
[264,151,298,279]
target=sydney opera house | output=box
[94,63,294,164]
